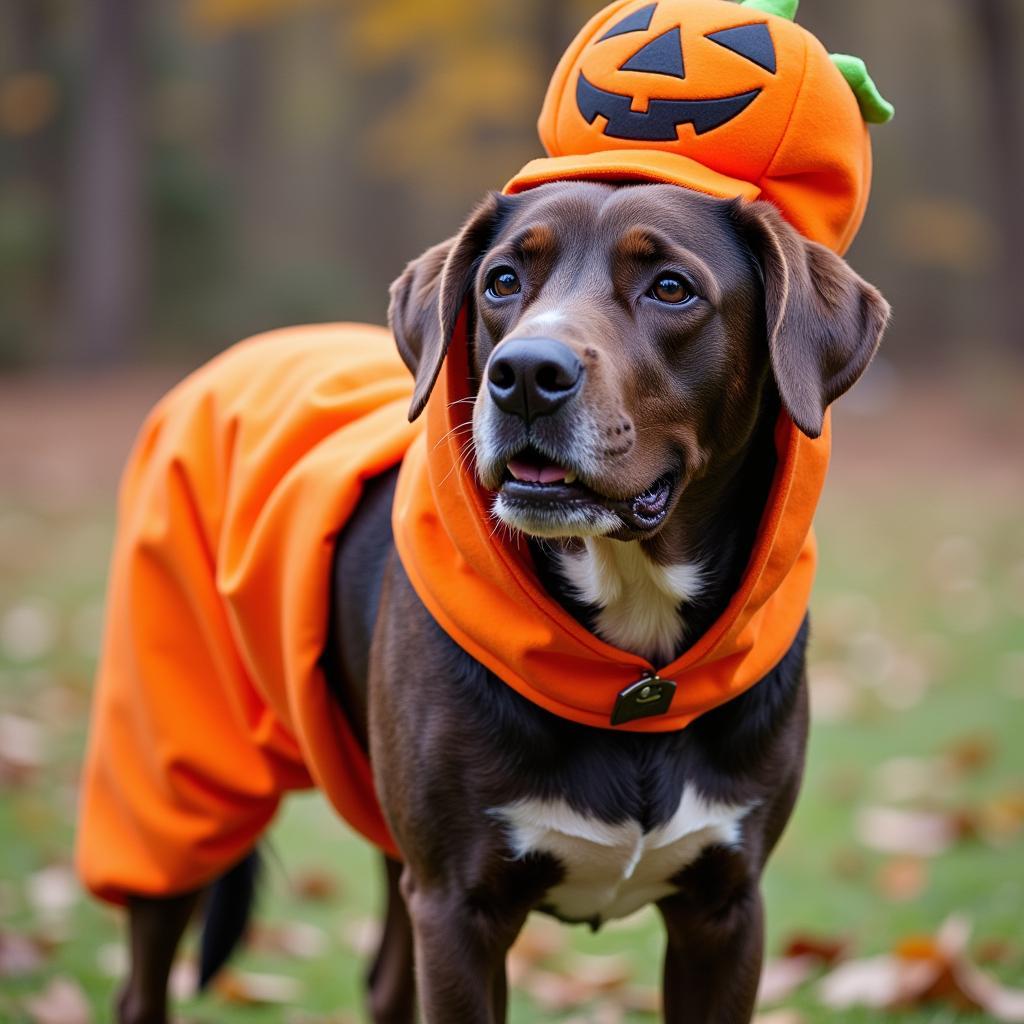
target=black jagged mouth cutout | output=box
[576,70,761,141]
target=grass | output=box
[0,381,1022,1023]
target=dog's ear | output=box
[389,192,509,421]
[732,200,890,438]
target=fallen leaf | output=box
[285,1012,359,1024]
[955,957,1024,1022]
[249,921,329,960]
[975,937,1020,966]
[169,958,198,1000]
[872,756,949,802]
[978,791,1024,845]
[758,955,816,1005]
[818,917,1024,1021]
[944,733,996,776]
[26,864,79,940]
[0,929,46,976]
[291,867,340,902]
[23,976,91,1024]
[564,952,632,991]
[340,916,380,957]
[508,915,567,985]
[620,986,660,1013]
[510,914,566,965]
[818,953,939,1009]
[855,806,962,857]
[807,662,859,723]
[214,968,303,1005]
[781,934,850,965]
[0,599,59,663]
[0,713,46,783]
[521,968,592,1011]
[876,856,929,902]
[754,1012,806,1024]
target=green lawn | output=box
[1,395,1022,1023]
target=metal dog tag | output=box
[611,672,676,726]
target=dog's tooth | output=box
[565,471,578,484]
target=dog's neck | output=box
[533,394,779,665]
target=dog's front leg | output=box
[118,890,200,1024]
[657,853,764,1024]
[400,866,524,1024]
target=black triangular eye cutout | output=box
[706,23,776,74]
[598,3,657,42]
[620,27,685,79]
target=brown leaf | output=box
[954,957,1024,1022]
[564,952,633,992]
[876,856,929,902]
[0,929,47,976]
[23,976,91,1024]
[978,791,1024,845]
[819,917,1024,1021]
[975,937,1020,966]
[619,985,660,1014]
[520,968,593,1011]
[508,915,567,985]
[291,867,340,902]
[944,733,996,776]
[855,806,961,857]
[780,934,850,966]
[249,921,329,960]
[214,968,303,1005]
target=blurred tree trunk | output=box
[64,0,146,363]
[9,0,60,191]
[221,26,272,260]
[972,0,1024,355]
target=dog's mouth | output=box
[498,446,676,535]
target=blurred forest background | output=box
[1,2,1024,1022]
[0,0,1022,369]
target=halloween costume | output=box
[77,0,891,903]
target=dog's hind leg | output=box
[118,889,200,1024]
[366,855,416,1024]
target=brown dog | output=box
[116,181,888,1024]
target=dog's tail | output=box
[197,848,261,990]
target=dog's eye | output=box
[487,268,521,299]
[649,275,695,305]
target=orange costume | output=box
[76,0,892,902]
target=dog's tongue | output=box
[507,459,567,484]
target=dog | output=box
[107,180,888,1024]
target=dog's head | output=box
[389,182,888,541]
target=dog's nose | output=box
[487,338,583,422]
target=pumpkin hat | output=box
[506,0,893,254]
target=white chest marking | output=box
[491,792,750,923]
[556,540,706,664]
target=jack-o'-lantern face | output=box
[543,0,813,183]
[578,2,777,140]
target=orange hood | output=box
[393,314,828,732]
